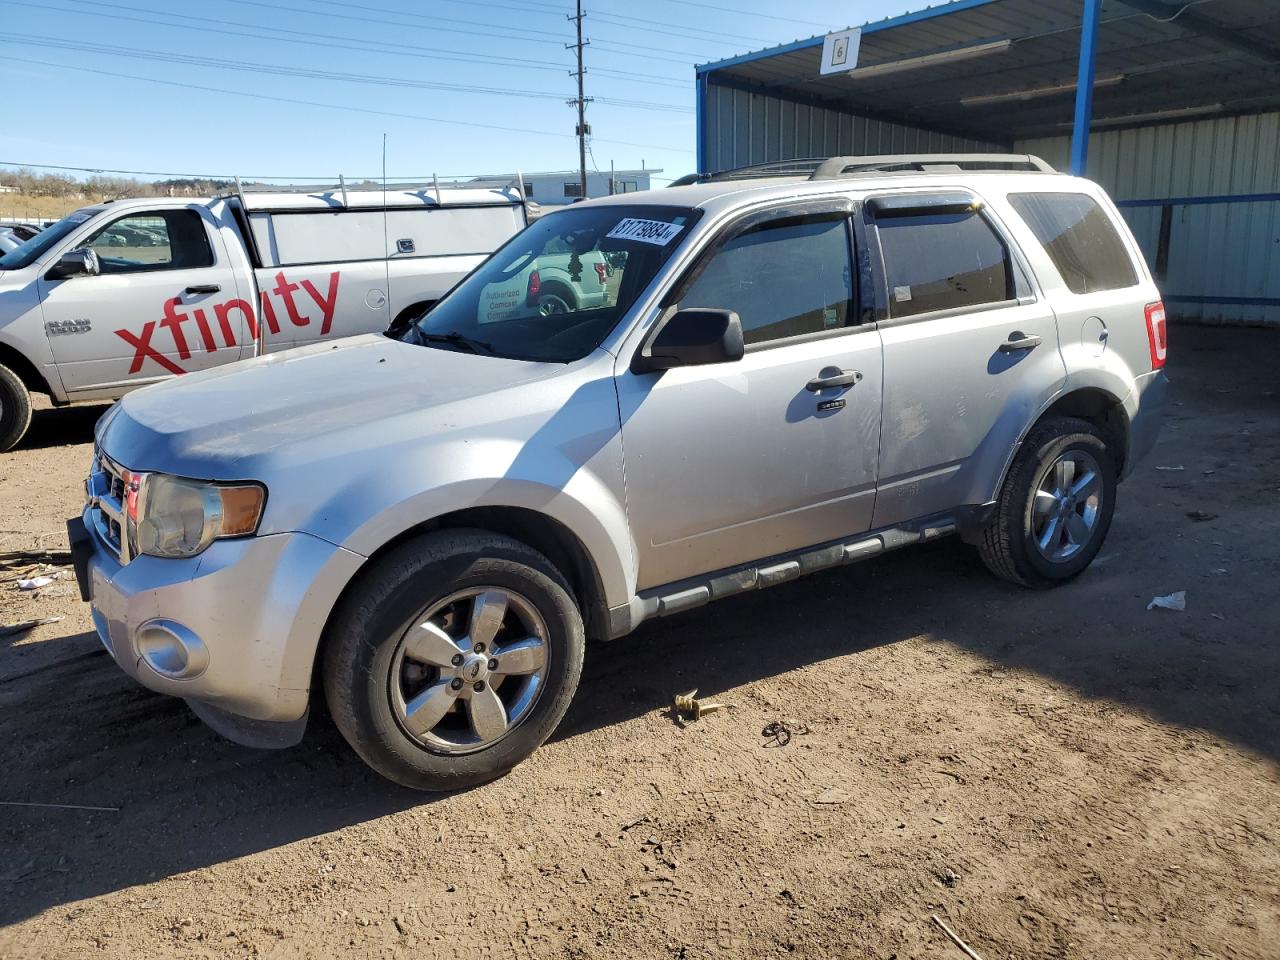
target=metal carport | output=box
[695,0,1280,324]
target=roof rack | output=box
[669,158,832,186]
[214,172,526,206]
[809,154,1056,179]
[669,154,1056,188]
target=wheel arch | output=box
[314,505,613,687]
[0,339,54,399]
[387,299,438,336]
[537,277,578,308]
[962,383,1132,545]
[1037,387,1130,476]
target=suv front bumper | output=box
[69,509,363,730]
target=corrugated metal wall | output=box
[703,83,1003,173]
[1018,112,1280,326]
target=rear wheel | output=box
[0,363,33,453]
[978,416,1116,588]
[323,529,585,791]
[537,292,572,316]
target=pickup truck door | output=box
[615,202,884,592]
[37,207,248,397]
[864,192,1066,528]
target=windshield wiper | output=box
[419,331,496,355]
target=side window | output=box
[678,214,855,346]
[1008,192,1138,294]
[80,210,214,274]
[874,208,1014,319]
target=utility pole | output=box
[567,0,591,200]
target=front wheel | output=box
[0,363,33,453]
[977,416,1117,588]
[322,529,585,791]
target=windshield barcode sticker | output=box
[606,218,684,246]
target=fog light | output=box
[135,619,209,680]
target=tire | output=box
[977,416,1117,589]
[537,284,575,316]
[322,528,585,791]
[387,301,435,338]
[0,363,33,453]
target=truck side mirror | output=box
[45,248,100,281]
[632,308,745,373]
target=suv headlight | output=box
[128,473,266,559]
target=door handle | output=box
[185,283,221,295]
[806,368,863,392]
[999,331,1042,352]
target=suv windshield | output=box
[0,209,96,270]
[403,204,699,362]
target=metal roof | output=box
[696,0,1280,143]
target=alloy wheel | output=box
[1031,450,1104,563]
[390,587,550,755]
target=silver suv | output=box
[68,154,1168,790]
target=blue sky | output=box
[0,0,918,184]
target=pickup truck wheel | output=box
[977,416,1116,589]
[0,363,33,453]
[537,293,572,316]
[322,529,585,791]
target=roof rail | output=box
[668,158,832,186]
[669,154,1056,188]
[809,154,1056,179]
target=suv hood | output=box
[100,335,568,477]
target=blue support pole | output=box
[695,72,709,175]
[1070,0,1103,176]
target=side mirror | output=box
[45,248,100,281]
[633,308,745,373]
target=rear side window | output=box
[678,214,855,346]
[1008,192,1137,294]
[874,210,1013,318]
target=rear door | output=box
[616,200,884,590]
[866,191,1066,527]
[38,206,245,396]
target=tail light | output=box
[1144,301,1167,369]
[526,269,541,306]
[593,261,608,284]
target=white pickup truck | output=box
[0,183,530,450]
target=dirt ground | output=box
[1,326,1278,960]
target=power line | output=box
[303,0,825,34]
[7,0,701,86]
[600,0,832,28]
[594,68,690,90]
[4,55,693,154]
[7,0,574,74]
[590,11,774,47]
[1,159,650,182]
[218,0,575,43]
[592,42,705,65]
[0,35,694,112]
[52,0,716,64]
[589,33,712,57]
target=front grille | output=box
[86,450,131,563]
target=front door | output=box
[38,207,246,396]
[866,192,1067,527]
[616,205,884,591]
